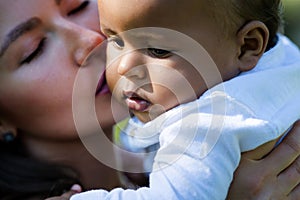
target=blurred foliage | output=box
[282,0,300,47]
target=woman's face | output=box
[0,0,120,140]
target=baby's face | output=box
[99,0,240,122]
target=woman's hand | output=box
[45,184,82,200]
[227,121,300,200]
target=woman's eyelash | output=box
[20,38,46,65]
[67,1,90,16]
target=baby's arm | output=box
[70,113,244,200]
[47,122,300,199]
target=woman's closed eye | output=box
[20,38,46,65]
[67,0,90,16]
[148,48,171,58]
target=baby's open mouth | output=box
[124,91,151,112]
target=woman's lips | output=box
[96,71,110,95]
[124,91,150,112]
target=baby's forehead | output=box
[100,0,210,28]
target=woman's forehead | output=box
[0,2,44,58]
[0,1,50,36]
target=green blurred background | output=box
[283,0,300,47]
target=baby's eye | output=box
[109,36,124,49]
[67,1,90,16]
[148,48,171,58]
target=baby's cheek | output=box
[157,89,179,111]
[105,69,116,89]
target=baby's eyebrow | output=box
[0,17,42,58]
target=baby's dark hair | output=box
[233,0,283,49]
[209,0,283,50]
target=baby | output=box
[72,0,300,199]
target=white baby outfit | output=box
[71,34,300,200]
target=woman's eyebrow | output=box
[0,17,42,58]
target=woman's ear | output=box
[237,21,269,72]
[0,120,17,143]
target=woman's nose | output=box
[117,51,146,79]
[61,22,106,66]
[74,33,105,66]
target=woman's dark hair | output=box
[0,138,81,200]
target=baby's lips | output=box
[123,90,151,111]
[126,96,150,112]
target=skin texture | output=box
[227,121,300,200]
[0,0,299,199]
[0,0,110,140]
[0,0,125,190]
[98,0,300,199]
[100,0,268,123]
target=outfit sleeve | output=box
[71,90,289,200]
[70,137,241,200]
[70,110,247,200]
[71,34,300,200]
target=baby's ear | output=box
[236,21,269,72]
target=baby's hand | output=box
[45,184,82,200]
